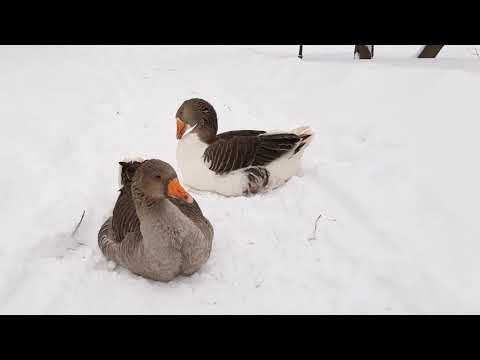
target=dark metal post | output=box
[417,45,444,58]
[298,45,303,59]
[354,45,374,59]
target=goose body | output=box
[98,159,214,282]
[175,99,314,197]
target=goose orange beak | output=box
[167,178,193,203]
[176,118,186,139]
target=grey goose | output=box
[98,159,214,282]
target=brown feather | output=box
[203,131,303,174]
[112,185,141,243]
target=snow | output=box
[1,45,480,314]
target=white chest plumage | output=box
[176,133,248,196]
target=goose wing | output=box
[203,131,303,174]
[111,186,141,243]
[112,160,143,243]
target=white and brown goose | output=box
[175,98,314,196]
[98,159,214,282]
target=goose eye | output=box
[155,175,162,180]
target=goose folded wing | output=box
[216,130,266,140]
[112,187,141,243]
[203,132,302,174]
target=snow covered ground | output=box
[1,45,479,314]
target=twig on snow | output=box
[71,210,86,237]
[308,214,337,242]
[308,214,323,242]
[255,278,264,288]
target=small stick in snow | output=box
[255,278,264,288]
[308,214,323,241]
[71,210,86,237]
[308,214,337,241]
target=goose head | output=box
[132,159,193,204]
[175,98,217,143]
